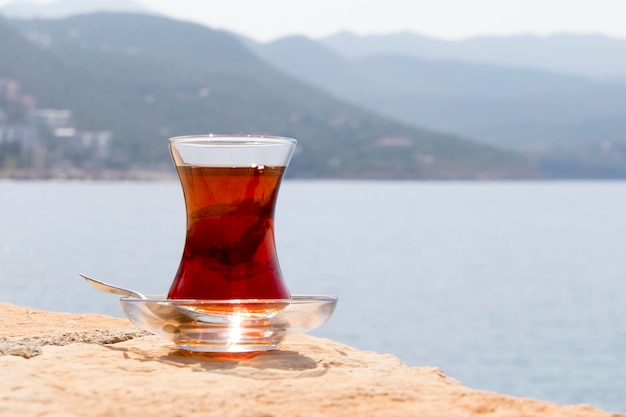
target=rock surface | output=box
[0,302,623,417]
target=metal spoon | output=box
[79,273,146,299]
[79,273,243,324]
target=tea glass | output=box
[167,134,296,301]
[119,135,337,353]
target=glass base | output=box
[120,295,337,353]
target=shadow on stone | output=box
[104,344,325,377]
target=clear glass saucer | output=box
[120,295,337,353]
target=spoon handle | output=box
[79,273,146,299]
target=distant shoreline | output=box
[4,168,626,182]
[0,169,177,181]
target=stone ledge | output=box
[0,302,623,417]
[0,328,149,358]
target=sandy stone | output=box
[0,302,136,337]
[0,303,623,417]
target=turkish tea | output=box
[167,165,290,300]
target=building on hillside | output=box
[0,80,39,158]
[0,78,20,102]
[1,80,114,170]
[0,124,38,148]
[37,109,74,130]
[79,130,113,159]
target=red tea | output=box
[167,165,290,300]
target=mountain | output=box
[322,31,626,79]
[0,0,155,19]
[250,35,626,178]
[252,35,606,100]
[0,14,537,179]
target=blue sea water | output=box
[1,180,625,412]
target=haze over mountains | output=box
[250,34,626,177]
[322,32,626,79]
[0,0,154,19]
[1,0,626,178]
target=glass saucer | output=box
[119,295,337,353]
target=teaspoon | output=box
[79,273,281,325]
[79,273,147,299]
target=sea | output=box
[1,179,625,412]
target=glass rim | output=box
[169,134,297,146]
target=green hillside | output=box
[0,13,539,179]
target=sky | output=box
[1,0,626,42]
